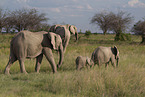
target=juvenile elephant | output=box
[4,30,64,74]
[91,46,119,68]
[75,56,94,70]
[49,24,78,52]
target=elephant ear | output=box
[114,46,119,59]
[48,32,62,50]
[69,25,75,35]
[49,24,61,32]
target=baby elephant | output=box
[91,46,119,68]
[75,56,94,70]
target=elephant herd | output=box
[4,24,119,74]
[76,46,119,70]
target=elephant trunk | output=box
[116,57,119,67]
[57,44,64,68]
[75,32,78,41]
[76,65,81,70]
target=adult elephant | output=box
[4,30,64,74]
[91,46,119,68]
[49,24,78,52]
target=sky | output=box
[0,0,145,33]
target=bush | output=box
[115,33,131,41]
[78,29,83,34]
[85,30,92,38]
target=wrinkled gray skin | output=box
[4,30,64,74]
[91,46,119,68]
[49,24,78,53]
[76,56,94,70]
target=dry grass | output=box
[0,33,144,97]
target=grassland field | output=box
[0,33,144,97]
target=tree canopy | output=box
[91,11,112,35]
[8,8,48,32]
[0,8,7,32]
[91,10,133,41]
[0,8,49,33]
[132,19,145,44]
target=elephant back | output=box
[17,30,44,58]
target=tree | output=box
[3,16,14,33]
[29,23,50,32]
[91,11,112,35]
[91,10,133,41]
[8,8,48,32]
[0,8,7,33]
[132,19,145,44]
[109,11,133,41]
[85,30,91,38]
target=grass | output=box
[0,33,144,97]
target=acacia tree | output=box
[29,23,50,32]
[91,11,133,41]
[3,16,13,33]
[132,19,145,44]
[109,11,133,41]
[91,11,112,35]
[8,8,48,32]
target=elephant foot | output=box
[24,72,28,74]
[57,64,61,68]
[53,71,57,74]
[4,71,10,75]
[4,68,10,75]
[35,69,40,73]
[21,71,28,74]
[35,70,40,74]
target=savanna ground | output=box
[0,33,144,97]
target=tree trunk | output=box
[115,32,120,41]
[141,33,145,44]
[114,29,127,41]
[0,28,2,33]
[103,30,107,35]
[6,28,10,33]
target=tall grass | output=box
[0,33,144,97]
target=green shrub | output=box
[85,30,91,38]
[78,29,83,34]
[115,33,131,41]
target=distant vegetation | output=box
[0,8,49,33]
[0,34,144,97]
[85,30,92,38]
[0,8,145,44]
[91,10,145,44]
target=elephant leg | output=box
[18,59,27,74]
[111,59,116,68]
[63,36,70,53]
[35,54,43,73]
[4,57,17,74]
[43,48,57,73]
[97,60,101,68]
[105,62,109,69]
[86,64,90,70]
[112,63,116,68]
